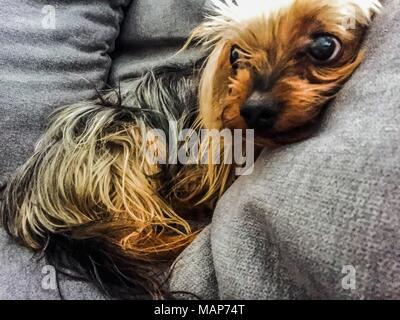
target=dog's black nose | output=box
[240,92,280,130]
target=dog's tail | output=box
[0,78,198,299]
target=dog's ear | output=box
[181,22,225,54]
[181,0,242,52]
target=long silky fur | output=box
[1,61,234,299]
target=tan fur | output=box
[192,0,380,144]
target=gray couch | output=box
[0,0,399,299]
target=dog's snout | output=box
[240,92,281,130]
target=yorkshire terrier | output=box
[1,0,381,299]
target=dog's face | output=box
[194,0,381,144]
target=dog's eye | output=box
[230,46,241,67]
[308,35,342,63]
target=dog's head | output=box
[191,0,381,144]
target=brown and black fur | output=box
[0,0,381,299]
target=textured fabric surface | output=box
[0,0,130,185]
[0,228,106,300]
[170,0,400,299]
[109,0,206,83]
[0,0,131,300]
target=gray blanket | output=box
[0,0,131,300]
[170,0,400,300]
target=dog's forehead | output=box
[209,0,295,21]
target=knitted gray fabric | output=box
[0,0,131,300]
[170,0,400,300]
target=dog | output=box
[1,0,381,299]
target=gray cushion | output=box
[0,0,130,186]
[170,0,400,300]
[0,0,131,300]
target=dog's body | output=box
[1,0,381,299]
